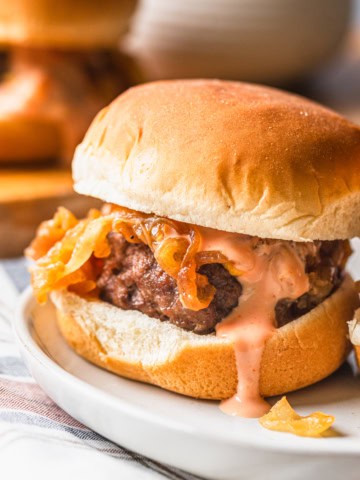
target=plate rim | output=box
[13,286,360,457]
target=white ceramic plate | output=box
[14,287,360,480]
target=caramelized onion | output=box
[25,207,78,260]
[155,237,188,277]
[27,204,238,308]
[259,397,335,437]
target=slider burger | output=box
[0,0,139,164]
[27,80,360,417]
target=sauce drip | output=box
[200,227,310,418]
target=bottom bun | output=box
[52,274,359,399]
[0,116,60,164]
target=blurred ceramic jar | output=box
[123,0,351,83]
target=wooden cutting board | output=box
[0,169,99,257]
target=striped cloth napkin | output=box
[0,258,204,480]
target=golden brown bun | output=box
[0,0,137,48]
[0,50,141,165]
[73,80,360,241]
[0,117,60,164]
[51,274,358,399]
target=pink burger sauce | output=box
[199,227,310,417]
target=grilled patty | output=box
[98,232,347,334]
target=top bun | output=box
[73,79,360,241]
[0,0,137,48]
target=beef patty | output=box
[98,233,242,334]
[97,233,347,334]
